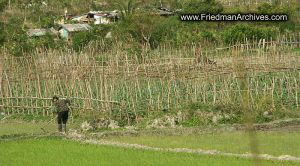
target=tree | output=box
[114,0,141,20]
[4,18,33,56]
[0,0,7,12]
[0,0,7,47]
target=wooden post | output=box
[4,72,14,114]
[100,75,104,112]
[213,80,217,104]
[0,60,2,95]
[0,60,3,113]
[271,77,275,108]
[262,39,266,50]
[21,77,25,114]
[295,78,298,108]
[45,79,49,115]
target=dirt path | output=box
[65,130,300,162]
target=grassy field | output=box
[107,130,300,157]
[0,46,299,165]
[0,119,80,136]
[0,138,298,166]
[1,120,300,164]
[0,120,55,136]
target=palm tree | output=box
[115,0,140,20]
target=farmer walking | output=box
[52,96,71,133]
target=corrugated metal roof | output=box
[27,29,48,37]
[61,24,91,32]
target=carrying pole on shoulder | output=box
[40,115,57,133]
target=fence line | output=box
[0,40,299,125]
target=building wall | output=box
[59,28,69,39]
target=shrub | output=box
[31,33,57,49]
[256,3,298,32]
[112,13,164,49]
[72,31,95,52]
[0,22,5,46]
[4,18,34,56]
[223,24,277,44]
[201,30,216,42]
[182,0,223,14]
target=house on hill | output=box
[158,7,175,16]
[71,10,119,25]
[58,24,91,43]
[27,29,49,37]
[27,28,58,37]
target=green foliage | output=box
[223,24,277,44]
[73,25,114,53]
[182,0,224,14]
[72,30,95,52]
[112,13,165,49]
[150,16,180,48]
[170,0,183,10]
[31,33,63,50]
[114,0,140,20]
[257,3,274,14]
[201,30,216,42]
[181,116,205,127]
[0,22,5,46]
[39,12,55,28]
[0,0,7,12]
[4,18,33,56]
[256,3,298,32]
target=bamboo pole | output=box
[213,80,217,104]
[271,77,275,108]
[4,72,13,114]
[45,79,49,115]
[21,77,26,114]
[295,78,299,108]
[104,76,109,114]
[94,76,100,111]
[100,75,104,112]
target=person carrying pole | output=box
[52,96,71,133]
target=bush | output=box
[150,16,180,48]
[0,0,7,12]
[182,0,223,14]
[223,24,277,44]
[112,13,165,49]
[31,33,57,49]
[256,3,298,32]
[201,30,216,42]
[0,22,5,46]
[4,18,34,56]
[72,31,95,52]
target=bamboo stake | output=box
[104,76,109,114]
[100,75,104,112]
[4,72,13,114]
[45,79,49,115]
[94,76,100,111]
[295,78,299,108]
[15,82,20,114]
[213,80,217,104]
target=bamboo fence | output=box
[0,39,299,123]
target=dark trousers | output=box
[57,111,69,132]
